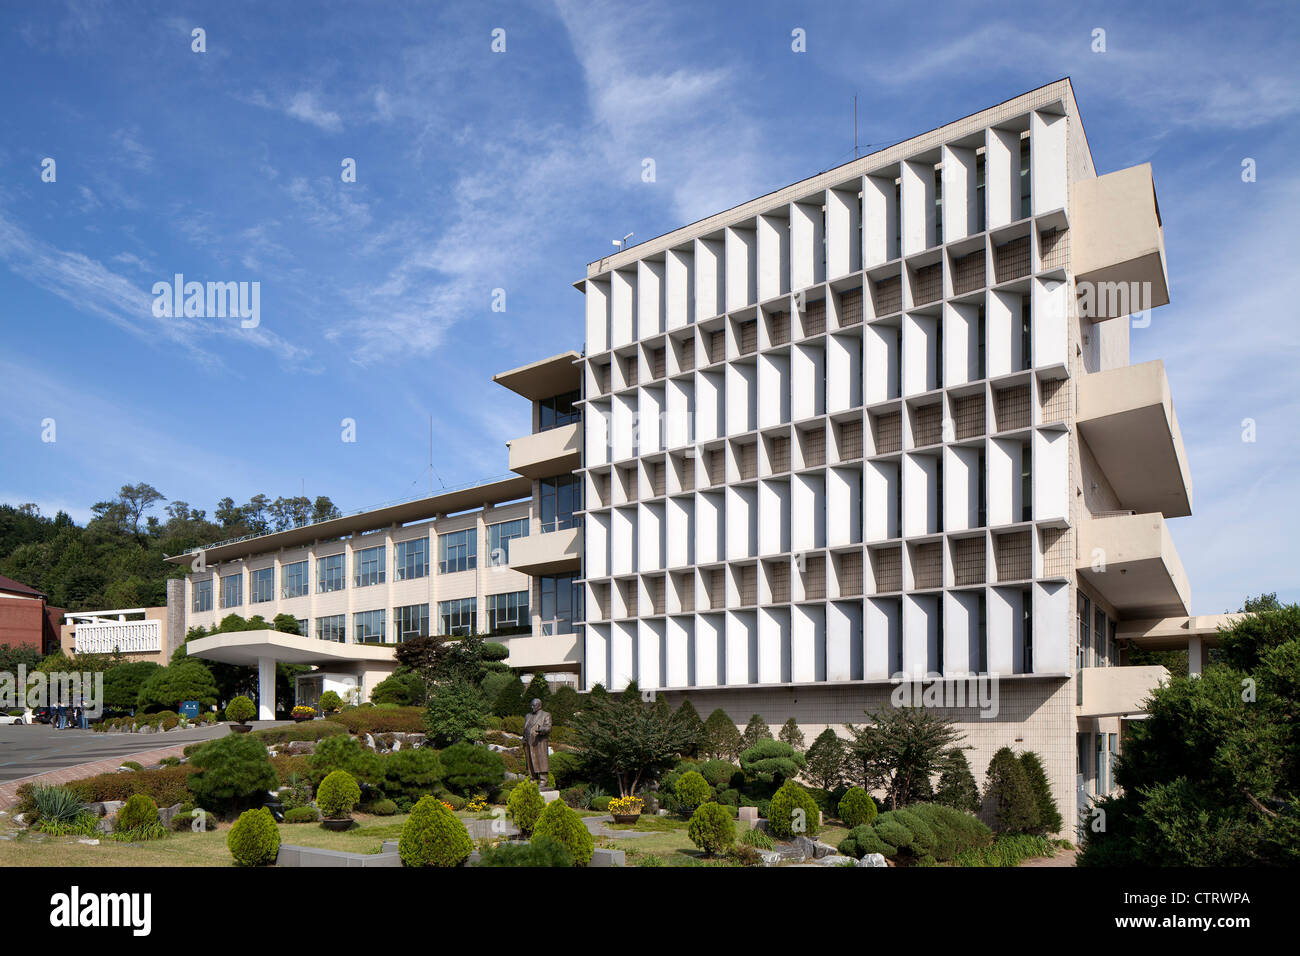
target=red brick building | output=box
[0,574,63,655]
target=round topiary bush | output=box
[837,824,897,860]
[399,795,474,867]
[838,786,878,828]
[366,798,398,816]
[697,759,739,789]
[674,770,712,814]
[532,799,594,866]
[318,690,343,714]
[687,801,736,856]
[282,806,319,824]
[117,793,160,832]
[507,780,545,836]
[225,696,256,724]
[767,779,821,838]
[316,770,361,819]
[227,807,280,866]
[438,742,506,795]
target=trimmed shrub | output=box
[120,760,144,772]
[674,771,712,814]
[984,747,1040,834]
[768,779,820,838]
[838,824,898,860]
[227,807,280,866]
[739,738,805,784]
[590,795,612,812]
[316,770,361,819]
[935,748,981,813]
[500,715,526,736]
[697,759,739,790]
[838,787,877,828]
[507,780,545,836]
[225,696,256,724]
[328,705,426,735]
[309,734,384,786]
[318,690,343,713]
[399,795,474,867]
[380,747,442,802]
[547,750,585,790]
[170,810,202,831]
[117,794,160,832]
[365,798,398,816]
[532,799,595,866]
[439,742,506,795]
[253,722,348,745]
[283,806,319,823]
[687,802,736,856]
[1019,751,1063,835]
[476,835,575,867]
[186,735,278,815]
[715,788,740,807]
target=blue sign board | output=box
[180,701,200,719]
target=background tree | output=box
[571,681,692,796]
[934,748,981,813]
[137,659,219,711]
[675,699,705,756]
[701,708,743,760]
[778,717,805,752]
[424,679,489,747]
[804,728,847,792]
[845,708,963,809]
[493,675,528,717]
[739,739,805,785]
[983,747,1040,834]
[741,713,773,750]
[1018,751,1062,835]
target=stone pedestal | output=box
[738,806,759,826]
[540,789,561,804]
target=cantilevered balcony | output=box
[1076,513,1190,618]
[1077,360,1192,518]
[507,422,581,479]
[508,524,581,575]
[1071,163,1170,320]
[501,630,582,672]
[1076,664,1169,718]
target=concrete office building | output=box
[572,78,1227,830]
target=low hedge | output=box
[282,806,320,824]
[34,767,195,807]
[253,723,349,745]
[838,803,992,863]
[326,706,426,735]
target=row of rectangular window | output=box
[192,524,528,611]
[302,592,530,643]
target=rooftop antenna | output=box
[613,232,634,251]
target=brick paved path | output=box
[0,740,198,809]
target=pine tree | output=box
[675,699,706,756]
[984,747,1040,834]
[741,714,773,750]
[1019,750,1063,835]
[702,708,743,760]
[934,748,981,813]
[778,717,806,752]
[523,672,551,707]
[492,675,528,717]
[804,728,847,792]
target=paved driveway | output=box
[0,722,255,784]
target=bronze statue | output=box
[522,697,552,786]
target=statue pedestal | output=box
[540,789,561,804]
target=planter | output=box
[320,818,354,832]
[610,813,642,824]
[292,716,312,723]
[230,723,252,734]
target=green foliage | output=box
[370,670,427,706]
[101,662,160,712]
[570,681,694,797]
[740,825,775,850]
[547,749,585,790]
[380,747,442,802]
[837,825,896,860]
[674,699,706,755]
[328,705,426,735]
[439,742,506,795]
[701,708,743,760]
[317,690,342,713]
[768,779,820,838]
[523,673,551,706]
[224,695,256,723]
[838,786,878,828]
[117,793,160,831]
[493,675,528,717]
[804,728,848,791]
[778,717,805,751]
[316,770,361,818]
[27,785,90,827]
[365,798,398,815]
[741,714,773,750]
[697,759,739,790]
[252,722,348,745]
[424,679,489,747]
[838,803,991,863]
[953,833,1054,867]
[1018,751,1063,835]
[399,795,474,867]
[844,707,963,809]
[309,734,383,787]
[983,747,1040,834]
[934,748,982,813]
[186,734,279,814]
[532,799,595,866]
[739,738,805,784]
[476,835,575,867]
[687,802,736,856]
[674,771,712,814]
[548,686,581,727]
[227,807,280,866]
[283,806,319,823]
[137,660,219,711]
[507,780,546,836]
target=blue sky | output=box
[0,0,1296,613]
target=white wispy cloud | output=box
[245,89,343,132]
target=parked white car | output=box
[0,711,29,725]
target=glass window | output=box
[487,518,529,566]
[540,475,582,533]
[975,152,986,233]
[1019,137,1031,220]
[438,529,477,574]
[316,614,345,643]
[282,560,308,599]
[395,538,428,581]
[1021,591,1033,674]
[394,604,429,642]
[250,566,274,604]
[355,545,385,587]
[540,575,581,635]
[317,553,345,593]
[1078,594,1091,668]
[1095,733,1106,795]
[1094,608,1107,666]
[296,618,309,637]
[487,590,530,635]
[221,573,243,609]
[438,597,477,636]
[539,389,580,431]
[354,609,386,644]
[193,578,213,613]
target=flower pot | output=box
[610,812,642,824]
[230,723,252,734]
[320,818,353,832]
[292,716,312,723]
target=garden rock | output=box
[137,724,155,735]
[88,801,123,817]
[78,839,100,846]
[158,803,183,827]
[813,854,857,866]
[286,740,315,755]
[794,836,838,860]
[856,853,888,868]
[758,850,785,867]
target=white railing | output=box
[74,619,162,655]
